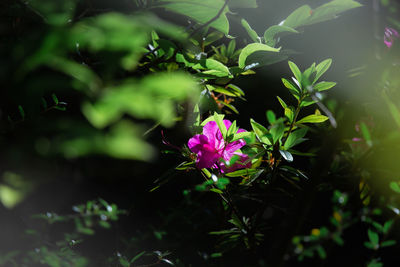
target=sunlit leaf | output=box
[238,43,280,69]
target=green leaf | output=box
[266,110,276,124]
[270,121,285,144]
[214,112,227,139]
[18,105,25,120]
[51,93,59,105]
[238,43,280,69]
[297,114,328,124]
[225,168,258,177]
[360,122,372,147]
[277,96,287,109]
[367,259,383,267]
[381,240,396,247]
[263,25,298,46]
[284,128,308,149]
[227,40,236,57]
[226,84,245,96]
[390,182,400,193]
[226,120,237,139]
[241,19,260,43]
[204,31,225,46]
[368,229,379,245]
[210,188,223,194]
[283,1,361,29]
[288,61,302,86]
[316,246,327,259]
[231,131,254,142]
[283,5,312,29]
[193,58,231,76]
[314,58,332,83]
[250,119,272,145]
[131,251,146,264]
[284,107,295,122]
[158,0,230,34]
[313,81,336,91]
[119,257,130,267]
[383,220,394,233]
[304,0,362,26]
[228,0,257,8]
[282,78,300,98]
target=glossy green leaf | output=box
[288,61,302,85]
[297,114,328,124]
[314,58,332,83]
[284,107,294,122]
[277,96,287,109]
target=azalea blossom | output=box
[188,120,251,173]
[384,27,399,48]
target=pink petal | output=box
[196,149,220,169]
[223,120,232,131]
[203,121,219,147]
[222,139,246,161]
[188,134,209,153]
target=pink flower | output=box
[384,27,399,48]
[188,120,251,173]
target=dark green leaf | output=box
[368,229,379,245]
[381,240,396,247]
[130,251,146,264]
